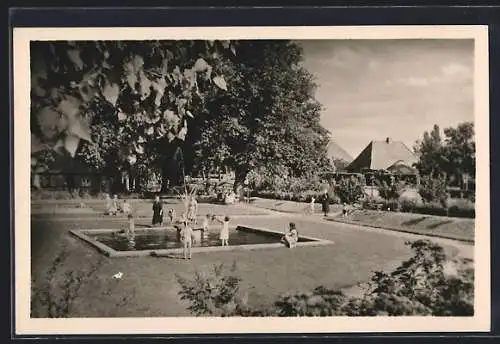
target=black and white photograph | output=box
[14,26,490,334]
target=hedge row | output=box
[364,199,475,219]
[252,190,340,204]
[254,190,475,219]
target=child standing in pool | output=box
[202,214,211,239]
[187,196,198,224]
[181,221,193,260]
[126,213,135,237]
[112,194,120,213]
[214,215,230,246]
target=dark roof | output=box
[347,139,418,172]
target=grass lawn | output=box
[250,198,475,243]
[30,202,469,317]
[31,199,269,218]
[328,210,474,243]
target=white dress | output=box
[200,219,209,239]
[219,221,229,240]
[182,226,193,244]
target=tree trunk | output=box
[161,165,171,193]
[233,166,249,196]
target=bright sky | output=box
[298,39,474,158]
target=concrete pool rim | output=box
[69,225,335,258]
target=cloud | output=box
[402,76,430,87]
[368,60,380,70]
[442,62,471,79]
[299,39,474,157]
[393,62,472,88]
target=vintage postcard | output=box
[14,25,490,335]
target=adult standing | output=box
[152,195,164,227]
[320,189,330,217]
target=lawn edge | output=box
[326,217,474,244]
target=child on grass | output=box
[105,193,117,215]
[122,199,131,216]
[282,222,299,248]
[167,208,176,223]
[214,215,230,246]
[310,196,316,214]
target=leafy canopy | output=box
[30,40,233,174]
[188,40,331,186]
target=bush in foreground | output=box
[176,240,474,317]
[31,245,136,318]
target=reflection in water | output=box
[127,233,136,250]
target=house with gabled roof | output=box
[344,137,420,186]
[346,137,418,173]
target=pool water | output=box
[90,227,313,251]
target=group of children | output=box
[105,194,132,216]
[111,193,299,260]
[177,214,231,259]
[150,194,231,260]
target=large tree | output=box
[30,40,233,189]
[442,122,475,181]
[414,122,475,187]
[413,124,445,178]
[187,40,331,191]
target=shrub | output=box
[419,175,448,206]
[399,198,418,213]
[335,176,366,204]
[252,190,340,204]
[377,180,405,202]
[413,202,448,216]
[447,205,475,218]
[31,189,110,201]
[31,246,135,318]
[362,195,382,210]
[176,262,257,316]
[383,200,401,212]
[31,190,75,200]
[447,198,475,218]
[274,287,347,316]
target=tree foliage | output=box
[335,175,365,204]
[30,40,233,177]
[31,40,331,192]
[414,124,444,177]
[188,41,331,190]
[414,122,475,186]
[418,174,449,206]
[377,179,405,202]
